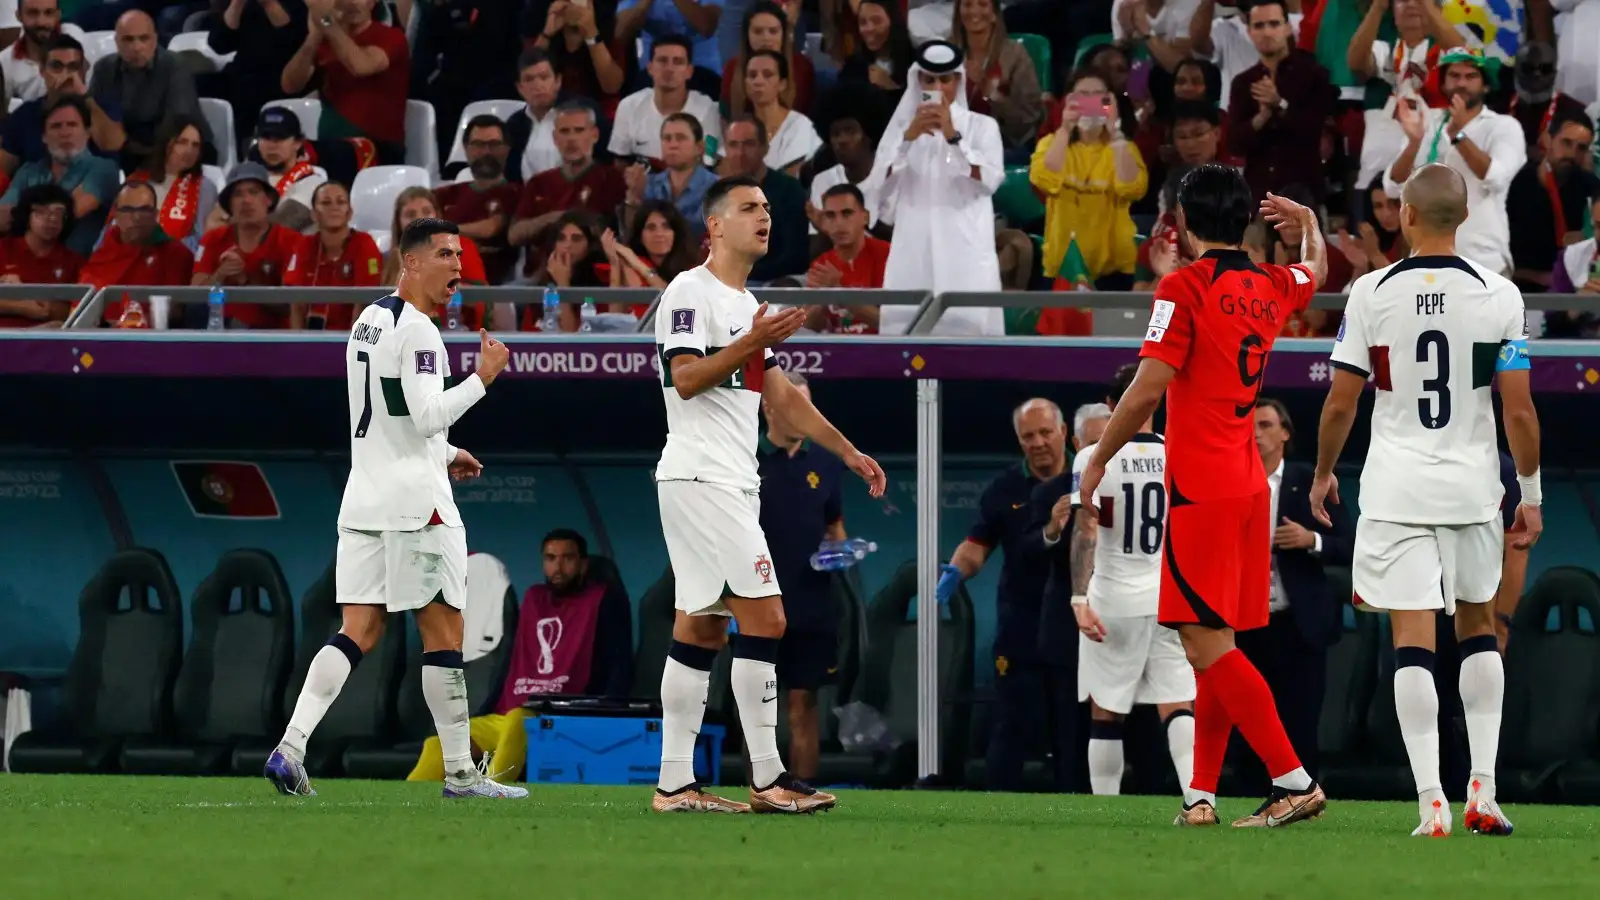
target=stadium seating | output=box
[1312,603,1383,799]
[9,549,185,774]
[203,164,225,191]
[1502,567,1600,802]
[168,30,235,70]
[629,567,674,703]
[80,30,116,65]
[351,165,432,234]
[120,550,296,775]
[263,98,323,140]
[404,99,440,180]
[230,562,405,776]
[198,98,237,172]
[445,99,525,169]
[1013,34,1052,94]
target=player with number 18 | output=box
[1077,164,1328,828]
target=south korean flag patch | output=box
[415,349,438,375]
[1146,299,1175,343]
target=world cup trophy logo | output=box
[535,617,564,675]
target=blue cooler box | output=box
[523,715,726,785]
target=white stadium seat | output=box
[8,97,21,113]
[404,99,440,181]
[202,164,224,191]
[80,30,116,65]
[262,98,323,140]
[198,97,237,172]
[445,99,524,167]
[350,165,431,234]
[168,30,235,70]
[372,229,392,256]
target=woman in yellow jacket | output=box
[1029,70,1148,334]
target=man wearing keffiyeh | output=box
[1384,46,1525,274]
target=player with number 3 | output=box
[1078,164,1327,829]
[1310,163,1540,838]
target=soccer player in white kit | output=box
[264,218,527,800]
[1046,364,1195,796]
[1310,164,1543,837]
[651,175,887,814]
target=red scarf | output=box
[274,160,315,196]
[1511,92,1562,142]
[134,171,203,240]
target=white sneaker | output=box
[1411,798,1451,837]
[1464,779,1513,835]
[441,753,529,799]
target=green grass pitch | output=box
[6,777,1600,897]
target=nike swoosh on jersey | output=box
[730,326,745,335]
[761,695,777,703]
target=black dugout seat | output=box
[1311,600,1382,798]
[630,567,677,704]
[121,550,296,775]
[230,561,405,776]
[9,549,184,774]
[1504,568,1600,803]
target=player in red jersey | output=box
[1078,164,1328,828]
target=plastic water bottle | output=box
[445,291,464,331]
[578,297,597,332]
[206,284,226,331]
[809,537,878,572]
[541,285,561,333]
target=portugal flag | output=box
[171,461,280,519]
[1038,236,1095,336]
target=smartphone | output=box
[1074,93,1115,120]
[920,90,939,106]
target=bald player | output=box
[1312,163,1542,837]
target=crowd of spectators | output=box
[0,0,1594,336]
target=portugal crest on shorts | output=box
[754,554,774,584]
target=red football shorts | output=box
[1158,486,1272,632]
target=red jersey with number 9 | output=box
[1139,249,1316,502]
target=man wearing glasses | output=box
[0,0,85,104]
[77,179,196,325]
[0,33,125,175]
[0,95,120,256]
[436,115,519,284]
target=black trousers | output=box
[1231,610,1327,791]
[985,654,1087,793]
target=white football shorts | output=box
[658,479,781,615]
[1078,613,1195,714]
[336,524,468,613]
[1352,516,1503,616]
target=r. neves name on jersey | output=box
[1120,456,1164,475]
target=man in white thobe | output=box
[871,40,1006,336]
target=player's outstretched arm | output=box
[667,303,806,399]
[397,325,506,438]
[762,369,886,497]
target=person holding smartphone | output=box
[1029,68,1148,328]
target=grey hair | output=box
[1012,398,1063,433]
[554,102,597,126]
[1073,402,1112,438]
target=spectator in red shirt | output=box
[598,199,699,315]
[803,184,888,333]
[285,181,384,330]
[380,186,490,329]
[527,1,627,120]
[723,2,815,116]
[436,115,520,284]
[79,180,195,325]
[192,162,301,328]
[281,0,411,164]
[508,103,625,278]
[0,183,81,327]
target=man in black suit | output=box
[1232,398,1354,787]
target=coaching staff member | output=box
[939,398,1077,792]
[759,370,847,783]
